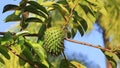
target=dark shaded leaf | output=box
[114,49,120,59]
[44,16,52,27]
[25,17,43,23]
[4,12,21,22]
[71,28,77,38]
[0,57,5,64]
[37,24,46,41]
[73,17,84,36]
[24,5,48,19]
[77,24,84,36]
[60,59,69,68]
[20,0,27,8]
[3,4,20,13]
[19,57,26,66]
[0,46,10,59]
[28,1,48,15]
[57,0,68,5]
[20,22,28,29]
[73,11,88,32]
[79,4,94,16]
[77,17,88,32]
[67,30,71,38]
[104,51,118,68]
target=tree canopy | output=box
[0,0,120,68]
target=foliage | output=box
[0,0,120,68]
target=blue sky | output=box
[0,0,106,68]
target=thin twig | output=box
[65,38,112,52]
[62,0,79,30]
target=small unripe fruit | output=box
[43,27,64,56]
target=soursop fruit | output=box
[43,27,64,56]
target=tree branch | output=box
[0,31,112,52]
[65,38,112,52]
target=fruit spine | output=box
[43,27,64,56]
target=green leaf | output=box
[25,17,43,23]
[3,4,20,13]
[24,5,48,19]
[66,30,71,38]
[16,31,30,36]
[60,59,69,68]
[73,11,88,31]
[20,22,28,29]
[57,0,68,5]
[77,17,87,32]
[1,32,13,45]
[70,61,86,68]
[52,3,69,16]
[104,51,119,68]
[4,12,21,22]
[0,46,10,59]
[37,24,46,41]
[22,46,33,62]
[42,1,55,7]
[25,40,49,67]
[71,28,77,38]
[77,24,84,36]
[0,57,5,64]
[79,4,94,16]
[114,49,120,59]
[73,17,84,36]
[27,1,48,15]
[25,40,46,61]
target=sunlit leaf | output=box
[25,17,43,23]
[25,40,46,60]
[3,4,20,13]
[25,40,49,67]
[16,31,29,36]
[70,61,86,68]
[42,1,55,7]
[0,46,10,59]
[28,1,48,15]
[52,3,69,16]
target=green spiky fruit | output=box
[43,27,64,56]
